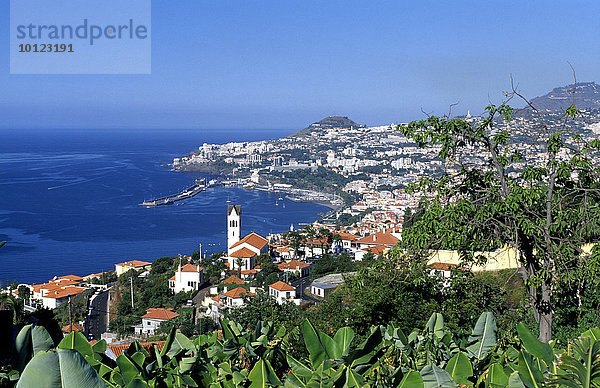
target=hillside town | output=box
[4,197,522,351]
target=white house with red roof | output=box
[354,230,400,260]
[115,260,152,276]
[228,233,268,271]
[168,263,204,293]
[268,281,299,304]
[134,308,179,336]
[277,260,311,277]
[334,232,360,251]
[41,286,86,309]
[223,287,255,307]
[29,276,87,309]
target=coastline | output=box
[172,164,344,212]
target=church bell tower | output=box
[227,205,241,255]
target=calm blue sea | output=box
[0,129,327,284]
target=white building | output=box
[227,232,269,271]
[168,263,204,294]
[223,287,255,307]
[268,281,297,304]
[134,308,179,336]
[115,260,152,276]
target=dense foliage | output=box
[399,96,600,342]
[4,310,600,387]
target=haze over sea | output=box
[0,129,328,284]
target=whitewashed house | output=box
[168,263,204,293]
[223,287,255,307]
[134,308,179,336]
[268,281,297,304]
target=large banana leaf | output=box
[16,349,106,388]
[333,327,354,358]
[517,351,543,388]
[507,371,526,388]
[421,364,456,388]
[516,323,553,365]
[426,313,446,339]
[445,351,472,386]
[302,319,338,366]
[14,324,54,371]
[486,363,508,388]
[398,370,424,387]
[466,312,497,360]
[248,359,281,387]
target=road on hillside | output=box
[88,290,108,340]
[291,276,319,303]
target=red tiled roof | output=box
[108,341,165,358]
[269,281,295,292]
[223,287,254,299]
[62,323,85,333]
[223,275,244,285]
[230,247,257,258]
[241,269,258,275]
[278,260,310,270]
[180,263,202,272]
[337,232,360,241]
[229,232,268,250]
[169,275,176,281]
[44,286,86,299]
[429,263,465,271]
[362,245,388,256]
[141,308,179,320]
[57,275,83,281]
[116,260,151,268]
[355,231,399,246]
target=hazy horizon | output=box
[2,1,599,130]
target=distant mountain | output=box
[529,81,600,111]
[289,116,363,137]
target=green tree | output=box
[226,290,304,333]
[255,254,280,286]
[311,252,355,279]
[17,285,30,302]
[201,252,227,284]
[150,256,175,277]
[399,87,600,342]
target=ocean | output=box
[0,129,328,284]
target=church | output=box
[226,205,269,271]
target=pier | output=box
[139,178,213,207]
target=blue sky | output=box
[1,0,599,130]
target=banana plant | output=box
[285,319,384,387]
[547,331,600,388]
